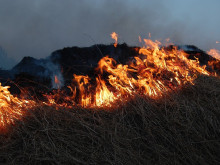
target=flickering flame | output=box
[207,49,220,60]
[0,83,35,130]
[111,32,118,47]
[95,77,117,107]
[54,75,61,89]
[69,35,212,107]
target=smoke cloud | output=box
[0,0,219,68]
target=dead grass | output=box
[0,75,219,165]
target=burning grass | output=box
[0,75,219,164]
[0,33,220,164]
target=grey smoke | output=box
[32,57,64,89]
[11,55,64,88]
[43,58,64,89]
[0,0,219,66]
[0,47,16,69]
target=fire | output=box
[72,74,92,107]
[54,75,61,89]
[0,32,219,131]
[0,83,35,130]
[111,32,118,47]
[69,74,117,107]
[207,49,220,60]
[69,36,212,107]
[95,77,117,107]
[216,41,219,44]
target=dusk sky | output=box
[0,0,219,69]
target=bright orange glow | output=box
[111,32,118,47]
[207,49,220,60]
[0,83,35,130]
[68,36,212,107]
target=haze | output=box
[0,0,219,69]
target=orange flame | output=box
[0,83,35,131]
[111,32,118,47]
[54,75,61,89]
[0,32,219,131]
[69,37,211,107]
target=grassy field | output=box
[0,75,219,164]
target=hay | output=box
[0,75,219,164]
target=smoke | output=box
[0,47,16,69]
[11,54,64,88]
[0,0,219,64]
[36,57,64,89]
[43,58,64,89]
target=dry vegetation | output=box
[0,75,219,165]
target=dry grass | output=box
[0,75,219,165]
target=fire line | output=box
[0,32,219,131]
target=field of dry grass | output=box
[0,75,219,164]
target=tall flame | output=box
[111,32,118,47]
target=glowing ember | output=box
[111,32,118,47]
[207,49,220,60]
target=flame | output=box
[54,75,61,89]
[0,32,219,131]
[69,36,212,107]
[216,41,219,44]
[95,77,117,107]
[0,83,35,130]
[111,32,118,47]
[207,49,220,60]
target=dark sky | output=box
[0,0,219,69]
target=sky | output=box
[0,0,219,69]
